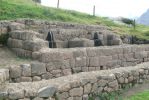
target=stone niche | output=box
[45,30,123,48]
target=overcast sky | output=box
[41,0,149,18]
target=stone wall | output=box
[32,45,149,79]
[7,45,149,83]
[7,30,48,58]
[0,62,149,100]
[0,19,122,48]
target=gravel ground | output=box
[0,46,32,68]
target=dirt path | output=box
[0,46,31,68]
[122,81,149,99]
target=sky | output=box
[41,0,149,19]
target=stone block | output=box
[10,30,37,40]
[84,83,91,94]
[89,57,99,67]
[23,39,48,51]
[99,56,112,66]
[97,80,108,87]
[134,51,148,59]
[108,80,118,89]
[9,66,21,78]
[83,95,89,100]
[61,60,70,69]
[32,76,41,81]
[8,89,24,99]
[0,69,9,80]
[7,38,23,48]
[69,87,83,96]
[75,57,87,67]
[56,92,69,100]
[39,50,64,63]
[31,62,46,76]
[20,64,31,77]
[69,38,94,48]
[41,73,53,80]
[20,77,32,82]
[38,85,57,98]
[72,67,82,73]
[62,69,72,75]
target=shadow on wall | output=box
[46,31,123,48]
[46,32,56,48]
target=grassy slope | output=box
[125,91,149,100]
[1,0,149,40]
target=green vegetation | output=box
[89,92,123,100]
[125,91,149,100]
[1,0,149,40]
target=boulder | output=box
[38,85,57,98]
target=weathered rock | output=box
[69,87,83,96]
[10,30,37,40]
[108,80,118,89]
[7,38,23,48]
[8,89,24,99]
[32,76,41,81]
[83,94,89,100]
[31,62,46,76]
[69,38,94,48]
[9,66,21,78]
[118,77,125,83]
[21,64,31,77]
[97,80,108,87]
[20,77,32,82]
[56,92,69,100]
[84,83,92,94]
[38,85,57,98]
[89,57,99,67]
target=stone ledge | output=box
[1,62,149,100]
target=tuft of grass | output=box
[1,0,149,40]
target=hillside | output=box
[137,9,149,26]
[0,0,149,40]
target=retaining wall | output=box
[7,30,48,58]
[33,45,149,79]
[1,62,149,100]
[1,19,122,48]
[7,45,149,82]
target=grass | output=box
[0,0,149,40]
[125,91,149,100]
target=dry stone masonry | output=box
[1,19,149,100]
[0,62,149,99]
